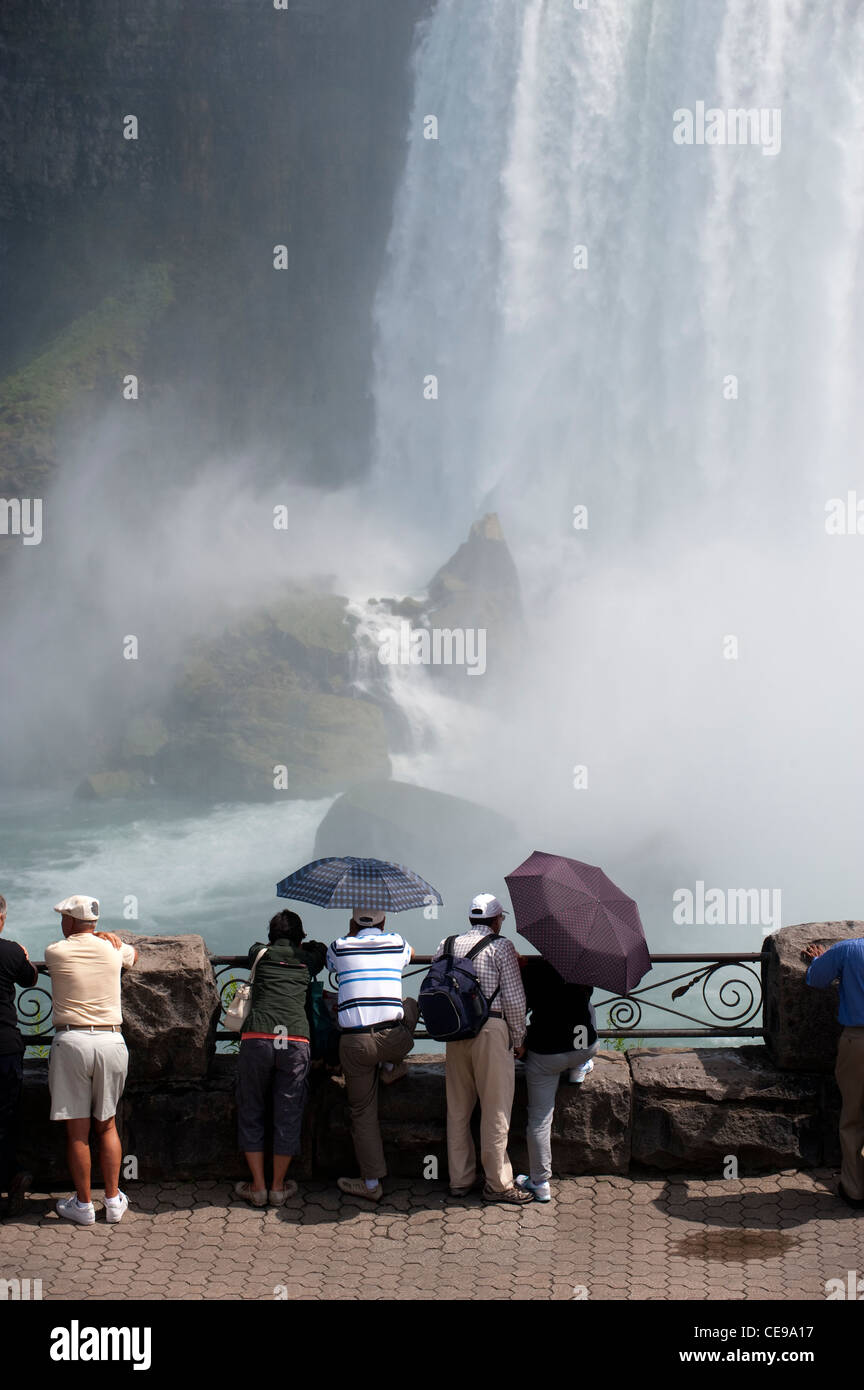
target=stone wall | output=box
[15,923,858,1184]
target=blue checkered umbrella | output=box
[276,856,443,912]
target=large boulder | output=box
[315,778,515,865]
[314,780,521,929]
[762,921,864,1072]
[630,1046,824,1171]
[116,932,221,1081]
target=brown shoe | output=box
[482,1183,533,1206]
[337,1176,383,1202]
[380,1062,408,1086]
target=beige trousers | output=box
[835,1025,864,1201]
[339,999,419,1180]
[445,1017,515,1192]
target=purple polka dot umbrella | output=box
[505,850,651,995]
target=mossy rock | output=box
[120,715,170,760]
[75,769,153,800]
[265,593,358,655]
[155,694,389,800]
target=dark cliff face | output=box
[0,0,433,489]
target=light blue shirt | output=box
[805,938,864,1025]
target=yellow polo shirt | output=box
[45,934,136,1026]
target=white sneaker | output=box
[103,1191,129,1224]
[568,1058,594,1084]
[515,1174,552,1203]
[56,1194,95,1225]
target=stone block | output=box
[631,1046,824,1171]
[762,921,863,1071]
[116,932,221,1081]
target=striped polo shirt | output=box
[327,927,413,1029]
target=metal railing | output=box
[17,951,764,1050]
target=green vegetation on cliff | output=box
[0,261,174,494]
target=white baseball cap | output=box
[354,910,386,927]
[469,893,508,921]
[54,895,100,923]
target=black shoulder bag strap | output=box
[465,933,501,1005]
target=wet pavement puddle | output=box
[672,1228,798,1261]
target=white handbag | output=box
[224,947,269,1033]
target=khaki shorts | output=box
[48,1030,129,1121]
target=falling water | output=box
[367,0,864,944]
[372,0,864,567]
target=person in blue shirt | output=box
[804,936,864,1208]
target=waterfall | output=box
[347,596,495,791]
[364,0,864,935]
[372,0,864,568]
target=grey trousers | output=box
[524,1042,599,1183]
[339,999,419,1180]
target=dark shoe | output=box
[482,1182,533,1206]
[838,1182,864,1209]
[449,1177,484,1197]
[5,1171,31,1218]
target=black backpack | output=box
[418,935,500,1041]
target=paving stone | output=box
[9,1177,859,1300]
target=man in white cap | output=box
[327,910,418,1201]
[44,895,138,1225]
[432,893,531,1205]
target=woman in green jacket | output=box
[234,909,326,1207]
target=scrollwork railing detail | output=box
[18,952,764,1049]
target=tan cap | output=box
[354,910,386,927]
[54,895,100,923]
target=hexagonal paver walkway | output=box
[1,1169,863,1300]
